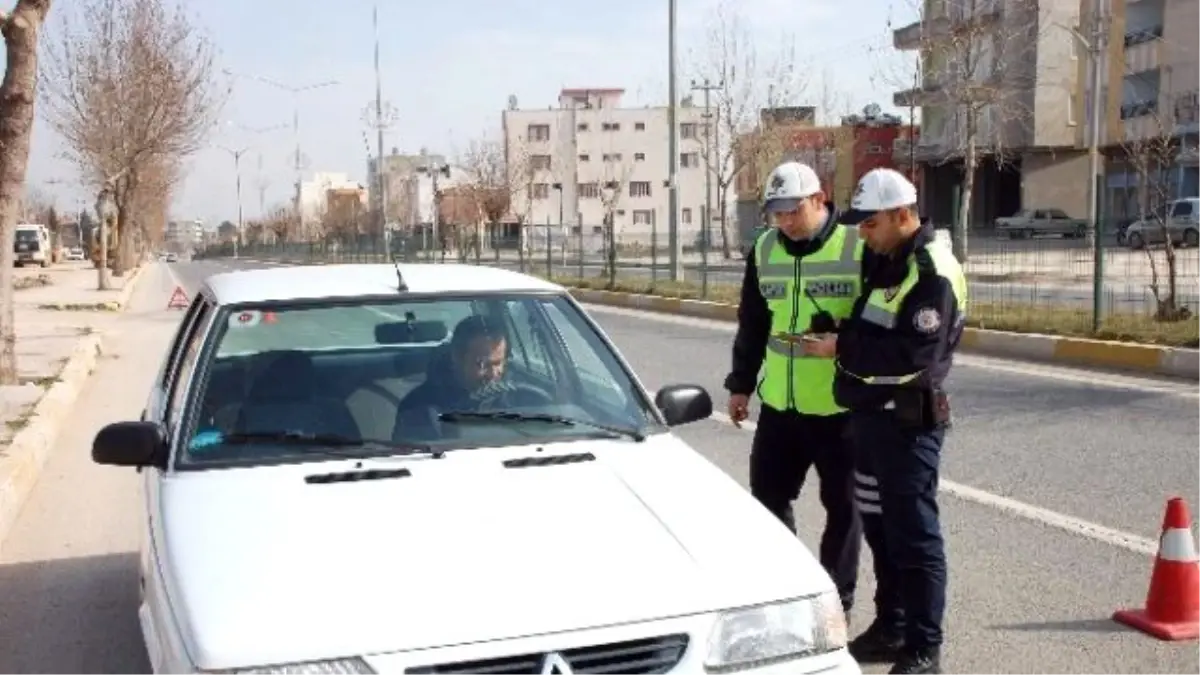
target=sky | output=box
[23,0,920,227]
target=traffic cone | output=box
[1113,497,1200,641]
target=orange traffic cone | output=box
[1113,497,1200,641]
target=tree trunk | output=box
[717,183,732,259]
[0,0,52,385]
[954,117,977,263]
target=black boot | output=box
[888,646,941,674]
[847,620,904,663]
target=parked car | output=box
[91,263,859,675]
[14,223,51,267]
[64,247,86,261]
[994,208,1088,239]
[1124,198,1200,249]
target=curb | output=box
[0,262,150,553]
[0,334,104,555]
[564,288,1200,381]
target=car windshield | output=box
[179,293,661,467]
[15,230,38,242]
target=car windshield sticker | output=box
[229,310,261,327]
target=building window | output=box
[578,182,599,198]
[866,144,886,155]
[632,210,654,224]
[634,152,646,161]
[530,154,552,170]
[681,152,700,168]
[577,123,589,132]
[616,209,626,216]
[603,153,623,162]
[602,122,621,131]
[635,122,646,131]
[579,154,590,162]
[681,208,693,224]
[527,124,551,142]
[592,225,603,234]
[680,123,698,139]
[530,183,550,199]
[629,181,652,198]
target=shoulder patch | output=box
[913,306,942,334]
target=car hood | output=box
[159,435,834,670]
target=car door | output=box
[141,294,218,674]
[1169,200,1193,240]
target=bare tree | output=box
[1118,95,1195,322]
[903,0,1044,261]
[40,0,224,274]
[690,0,806,258]
[597,158,634,288]
[459,135,527,264]
[0,0,53,385]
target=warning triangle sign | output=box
[167,286,190,310]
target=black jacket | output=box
[723,203,843,396]
[833,221,964,410]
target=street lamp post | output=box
[666,0,682,282]
[691,77,722,299]
[551,182,564,276]
[1058,12,1108,331]
[217,145,250,258]
[417,161,451,261]
[224,70,340,238]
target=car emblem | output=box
[538,652,574,674]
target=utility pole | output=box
[1071,3,1109,331]
[666,0,682,281]
[371,3,390,250]
[691,77,722,298]
[217,145,250,258]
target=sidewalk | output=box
[0,261,149,546]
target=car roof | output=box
[202,263,566,306]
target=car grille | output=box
[405,634,689,674]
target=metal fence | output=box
[201,226,1200,347]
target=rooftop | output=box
[202,263,564,306]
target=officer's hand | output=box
[728,393,750,428]
[802,334,837,358]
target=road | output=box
[0,259,1196,674]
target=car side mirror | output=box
[93,421,168,469]
[654,384,713,427]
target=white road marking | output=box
[705,410,1160,556]
[586,303,1199,399]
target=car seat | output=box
[234,350,362,440]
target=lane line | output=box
[587,303,1199,399]
[703,410,1160,556]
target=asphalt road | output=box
[0,259,1195,674]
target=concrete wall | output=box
[1021,150,1092,216]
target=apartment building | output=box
[366,149,451,227]
[734,106,919,230]
[892,0,1089,226]
[1083,0,1199,220]
[298,172,361,231]
[501,88,712,248]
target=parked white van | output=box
[14,223,51,267]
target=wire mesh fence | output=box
[200,224,1199,347]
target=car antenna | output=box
[390,253,408,292]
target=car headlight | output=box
[209,657,374,674]
[704,592,847,672]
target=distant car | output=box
[994,208,1088,239]
[64,247,86,261]
[1124,198,1200,249]
[14,223,51,267]
[91,263,858,675]
[165,252,179,263]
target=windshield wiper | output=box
[220,431,446,459]
[437,411,647,442]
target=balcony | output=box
[1123,37,1163,73]
[893,81,945,107]
[893,20,923,50]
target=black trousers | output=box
[749,405,862,612]
[850,410,947,650]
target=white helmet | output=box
[762,161,822,214]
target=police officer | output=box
[724,161,865,617]
[803,168,966,674]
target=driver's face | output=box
[457,337,506,390]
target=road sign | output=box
[167,286,190,310]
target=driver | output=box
[398,315,519,415]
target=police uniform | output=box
[723,162,864,615]
[836,169,966,675]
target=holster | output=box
[892,388,952,431]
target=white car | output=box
[92,263,859,675]
[1124,197,1200,249]
[65,247,86,261]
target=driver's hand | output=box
[728,393,750,428]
